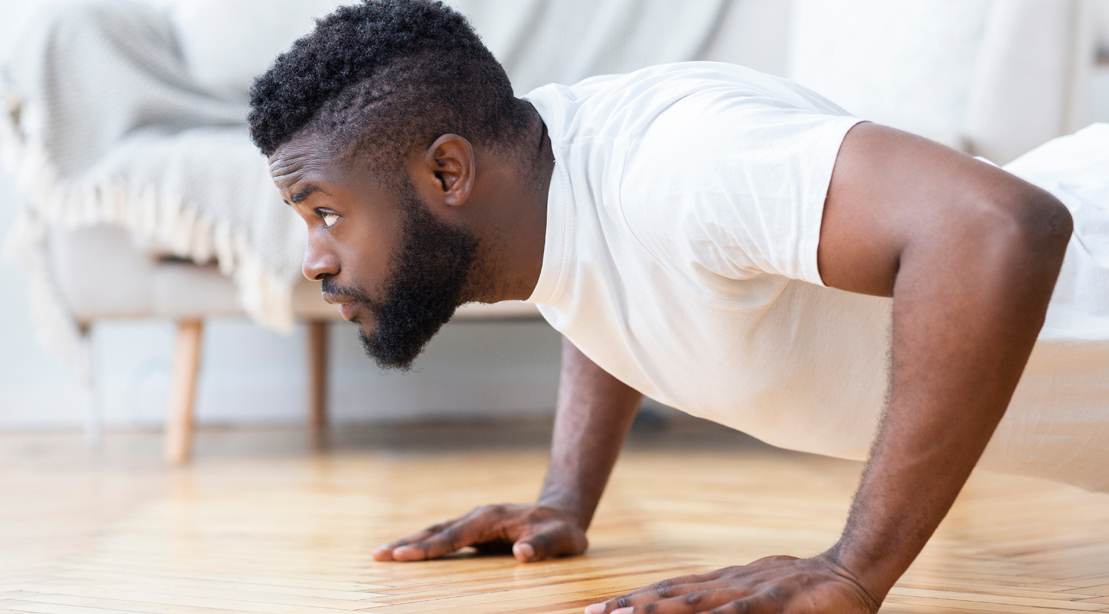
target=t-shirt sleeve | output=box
[619,91,863,293]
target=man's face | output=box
[269,135,479,370]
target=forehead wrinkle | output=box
[269,145,334,191]
[269,157,308,190]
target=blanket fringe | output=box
[1,88,294,368]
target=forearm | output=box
[537,336,643,530]
[828,190,1072,599]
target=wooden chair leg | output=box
[77,324,102,447]
[166,319,203,466]
[307,320,329,439]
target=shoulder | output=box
[614,85,864,291]
[524,62,852,145]
[618,101,862,279]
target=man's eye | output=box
[320,211,340,228]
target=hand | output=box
[584,555,881,614]
[372,503,589,563]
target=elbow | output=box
[1015,187,1072,256]
[975,186,1072,287]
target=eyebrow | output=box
[287,184,323,205]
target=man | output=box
[249,1,1109,612]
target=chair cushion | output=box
[50,226,158,321]
[52,226,538,321]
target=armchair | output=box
[50,224,536,465]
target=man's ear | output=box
[417,134,475,209]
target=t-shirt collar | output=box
[524,156,570,306]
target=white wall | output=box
[1096,66,1109,123]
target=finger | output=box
[584,571,749,614]
[601,570,722,602]
[634,591,723,614]
[586,589,759,614]
[372,522,451,561]
[514,523,589,563]
[704,595,768,614]
[382,521,451,550]
[393,518,489,562]
[584,582,709,614]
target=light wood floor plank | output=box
[2,423,1107,614]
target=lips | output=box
[338,302,359,321]
[323,293,359,321]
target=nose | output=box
[302,233,341,281]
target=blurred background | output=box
[1,0,1108,435]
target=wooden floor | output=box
[1,418,1108,614]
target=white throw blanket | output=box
[1,1,306,365]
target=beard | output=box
[323,181,480,371]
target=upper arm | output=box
[817,123,1071,297]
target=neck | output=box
[470,108,554,303]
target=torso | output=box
[524,63,1109,492]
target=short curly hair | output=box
[248,0,531,168]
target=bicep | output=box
[817,123,1041,296]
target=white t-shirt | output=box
[523,62,1109,492]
